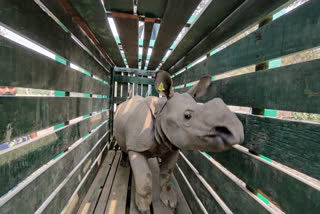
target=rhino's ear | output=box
[153,70,173,99]
[187,75,212,98]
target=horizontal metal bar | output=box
[114,67,155,76]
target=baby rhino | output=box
[114,70,244,213]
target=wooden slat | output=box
[69,0,124,66]
[182,150,273,214]
[104,162,130,214]
[138,0,168,18]
[208,146,320,214]
[116,81,121,99]
[147,0,201,70]
[138,84,142,96]
[94,151,121,214]
[0,97,109,144]
[151,85,159,97]
[162,0,244,71]
[0,37,110,94]
[104,0,133,14]
[128,74,134,98]
[0,123,108,214]
[172,0,320,81]
[179,59,320,114]
[114,68,154,76]
[141,22,154,69]
[142,84,148,97]
[0,0,109,80]
[114,18,138,68]
[172,60,206,86]
[76,150,116,214]
[177,156,226,214]
[41,134,109,213]
[0,112,108,197]
[114,97,127,104]
[114,75,154,85]
[237,113,320,180]
[122,73,129,100]
[169,0,294,74]
[137,75,142,96]
[38,0,112,71]
[134,82,139,96]
[65,153,102,214]
[173,167,206,214]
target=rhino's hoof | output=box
[135,192,151,213]
[160,186,178,209]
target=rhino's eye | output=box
[184,112,192,120]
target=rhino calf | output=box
[114,70,244,213]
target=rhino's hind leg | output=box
[129,151,152,213]
[159,150,179,209]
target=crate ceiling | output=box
[68,0,294,70]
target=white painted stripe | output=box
[233,145,320,191]
[0,120,109,206]
[0,24,55,60]
[199,152,281,213]
[176,165,209,214]
[179,152,233,214]
[35,131,109,213]
[60,144,108,214]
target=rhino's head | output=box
[153,70,244,152]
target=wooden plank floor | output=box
[76,150,191,214]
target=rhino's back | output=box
[114,96,158,152]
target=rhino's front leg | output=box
[159,149,179,208]
[129,151,152,213]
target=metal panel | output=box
[138,0,168,18]
[173,0,320,85]
[40,0,112,70]
[104,0,133,14]
[69,0,125,66]
[147,0,201,70]
[0,37,109,95]
[141,22,153,69]
[0,112,108,197]
[0,97,109,144]
[0,0,110,79]
[169,0,293,74]
[162,0,244,71]
[114,17,139,68]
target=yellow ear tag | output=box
[158,82,165,92]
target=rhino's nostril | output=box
[215,126,232,136]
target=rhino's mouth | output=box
[204,134,225,144]
[203,126,237,146]
[203,134,232,147]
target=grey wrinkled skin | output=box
[114,70,244,213]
